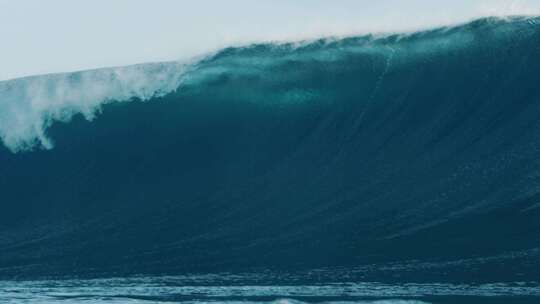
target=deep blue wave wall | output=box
[1,17,540,280]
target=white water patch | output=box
[0,62,189,152]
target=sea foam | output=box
[0,62,187,152]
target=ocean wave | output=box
[0,16,539,279]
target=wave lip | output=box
[0,62,188,152]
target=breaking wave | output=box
[0,16,539,280]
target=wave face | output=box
[1,17,540,280]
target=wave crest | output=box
[0,16,537,153]
[0,62,187,152]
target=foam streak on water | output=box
[1,275,540,304]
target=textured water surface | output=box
[2,274,540,304]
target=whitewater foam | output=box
[0,62,188,152]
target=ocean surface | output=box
[1,273,540,304]
[1,16,540,303]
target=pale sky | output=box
[1,0,539,81]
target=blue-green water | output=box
[0,16,540,302]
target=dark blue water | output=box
[0,16,540,303]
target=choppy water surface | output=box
[1,273,540,304]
